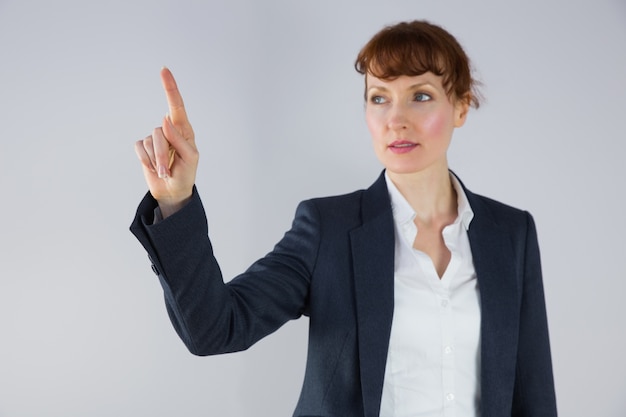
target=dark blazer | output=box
[131,171,557,417]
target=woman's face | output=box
[365,72,468,178]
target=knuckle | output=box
[142,139,154,153]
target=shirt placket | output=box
[439,283,456,417]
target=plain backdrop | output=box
[1,0,625,416]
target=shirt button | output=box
[446,393,455,402]
[441,299,449,307]
[444,346,453,354]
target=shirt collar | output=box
[385,171,474,231]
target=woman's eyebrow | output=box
[366,85,387,94]
[366,82,434,94]
[408,82,435,90]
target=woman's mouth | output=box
[388,140,418,154]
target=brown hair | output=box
[355,20,481,108]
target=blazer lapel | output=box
[350,173,395,417]
[465,189,520,413]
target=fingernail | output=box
[158,165,168,179]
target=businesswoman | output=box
[131,20,557,417]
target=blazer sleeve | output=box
[129,187,320,355]
[512,212,558,416]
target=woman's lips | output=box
[388,140,418,154]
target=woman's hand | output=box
[135,67,199,218]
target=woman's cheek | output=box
[420,111,449,139]
[365,109,384,138]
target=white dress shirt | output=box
[379,173,481,417]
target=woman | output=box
[131,20,557,417]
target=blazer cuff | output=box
[129,185,205,267]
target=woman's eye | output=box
[414,93,432,102]
[370,95,386,104]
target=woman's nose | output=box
[388,105,409,130]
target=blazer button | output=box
[151,264,159,275]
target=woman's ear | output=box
[454,93,471,128]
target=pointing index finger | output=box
[160,67,189,128]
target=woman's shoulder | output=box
[454,172,532,222]
[301,172,385,208]
[465,189,535,232]
[468,191,525,214]
[300,188,368,219]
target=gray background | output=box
[1,0,625,416]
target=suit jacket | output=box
[130,171,557,417]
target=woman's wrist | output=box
[157,192,192,219]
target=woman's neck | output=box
[387,167,457,226]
